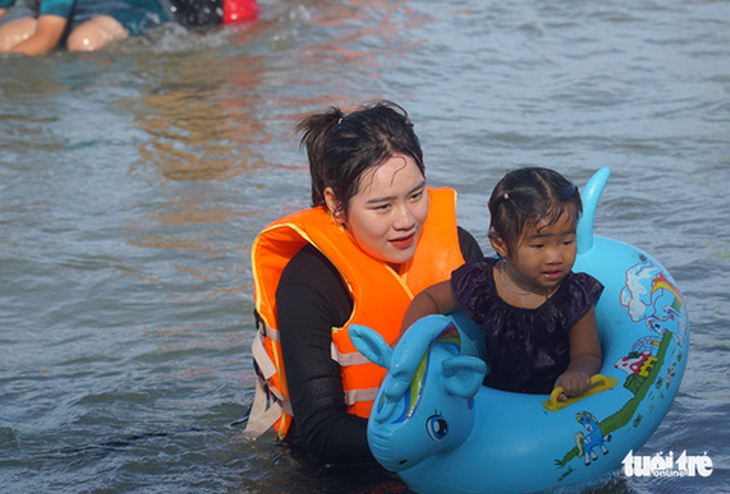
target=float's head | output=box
[350,316,486,472]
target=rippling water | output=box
[1,1,729,493]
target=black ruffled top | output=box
[451,257,604,394]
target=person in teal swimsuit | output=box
[0,0,166,56]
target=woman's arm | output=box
[276,245,375,465]
[554,306,603,399]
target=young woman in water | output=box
[246,100,482,466]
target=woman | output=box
[0,0,165,55]
[246,101,482,466]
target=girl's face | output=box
[326,153,428,270]
[491,209,578,293]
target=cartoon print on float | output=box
[615,336,660,378]
[574,411,611,466]
[617,257,687,407]
[621,258,687,346]
[555,256,688,480]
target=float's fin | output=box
[577,167,611,255]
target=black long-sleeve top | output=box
[275,227,483,465]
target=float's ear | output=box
[350,325,392,370]
[442,356,487,399]
[391,314,456,377]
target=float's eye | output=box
[426,414,448,441]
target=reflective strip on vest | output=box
[330,341,372,366]
[344,387,379,406]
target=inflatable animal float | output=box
[350,167,689,493]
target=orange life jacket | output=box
[245,187,465,439]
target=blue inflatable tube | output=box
[350,167,689,494]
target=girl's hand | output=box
[554,371,592,402]
[556,307,603,401]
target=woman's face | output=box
[329,153,428,269]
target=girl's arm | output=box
[400,280,459,336]
[554,306,603,400]
[399,228,481,336]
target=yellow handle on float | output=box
[543,374,619,412]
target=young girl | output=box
[402,167,603,400]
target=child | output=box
[402,167,604,400]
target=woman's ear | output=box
[324,187,345,223]
[488,232,508,258]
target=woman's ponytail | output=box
[296,107,345,207]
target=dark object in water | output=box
[167,0,224,29]
[165,0,260,29]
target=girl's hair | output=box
[296,100,425,211]
[488,167,582,254]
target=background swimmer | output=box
[0,0,168,55]
[0,0,260,56]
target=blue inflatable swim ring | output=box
[350,167,689,494]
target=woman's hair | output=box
[296,100,425,211]
[488,167,582,255]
